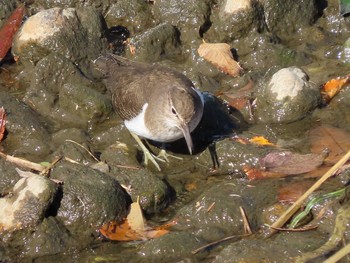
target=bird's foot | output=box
[143,149,167,171]
[157,149,183,162]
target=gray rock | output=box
[23,53,112,129]
[205,0,264,42]
[0,0,16,28]
[262,0,319,41]
[51,161,129,235]
[0,174,57,231]
[101,144,174,214]
[125,23,182,63]
[0,159,21,194]
[104,0,156,34]
[153,0,212,45]
[12,7,107,73]
[52,128,90,148]
[23,217,76,258]
[254,67,321,123]
[0,92,51,160]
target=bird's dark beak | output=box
[180,123,193,155]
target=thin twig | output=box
[240,206,252,234]
[0,151,45,172]
[192,234,251,254]
[40,156,62,176]
[65,139,99,161]
[207,202,216,212]
[269,225,318,232]
[323,243,350,263]
[267,150,350,237]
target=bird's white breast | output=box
[124,103,154,139]
[124,103,183,142]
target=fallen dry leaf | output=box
[198,42,242,77]
[243,166,283,180]
[127,197,146,233]
[277,181,314,204]
[0,5,25,62]
[100,219,144,241]
[232,135,275,147]
[99,197,172,241]
[249,136,275,147]
[216,79,254,110]
[309,125,350,165]
[321,74,350,102]
[260,151,325,175]
[0,107,6,142]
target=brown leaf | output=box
[243,166,283,180]
[0,5,25,62]
[127,197,146,233]
[216,79,254,110]
[277,181,313,204]
[99,198,172,241]
[260,151,325,175]
[100,219,144,241]
[0,107,6,142]
[198,42,242,77]
[320,74,350,102]
[309,125,350,165]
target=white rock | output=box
[224,0,251,14]
[269,67,309,100]
[0,175,56,231]
[15,8,76,44]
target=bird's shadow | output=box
[148,92,248,166]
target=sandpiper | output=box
[94,54,204,170]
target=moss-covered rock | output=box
[51,161,129,235]
[12,7,107,73]
[23,53,112,129]
[0,92,51,160]
[254,67,321,123]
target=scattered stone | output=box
[23,53,112,129]
[0,0,16,28]
[152,0,212,44]
[0,158,21,194]
[125,23,182,62]
[0,175,57,231]
[104,0,156,35]
[262,0,319,41]
[254,67,321,123]
[12,7,107,72]
[204,0,263,42]
[0,92,51,160]
[50,161,129,235]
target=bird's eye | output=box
[171,107,177,115]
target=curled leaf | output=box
[309,125,350,165]
[260,151,325,175]
[198,42,242,77]
[0,5,25,62]
[249,136,275,147]
[0,107,6,142]
[99,198,173,241]
[320,74,350,102]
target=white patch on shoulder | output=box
[124,103,154,139]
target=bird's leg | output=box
[157,149,183,162]
[129,132,165,171]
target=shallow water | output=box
[1,3,350,263]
